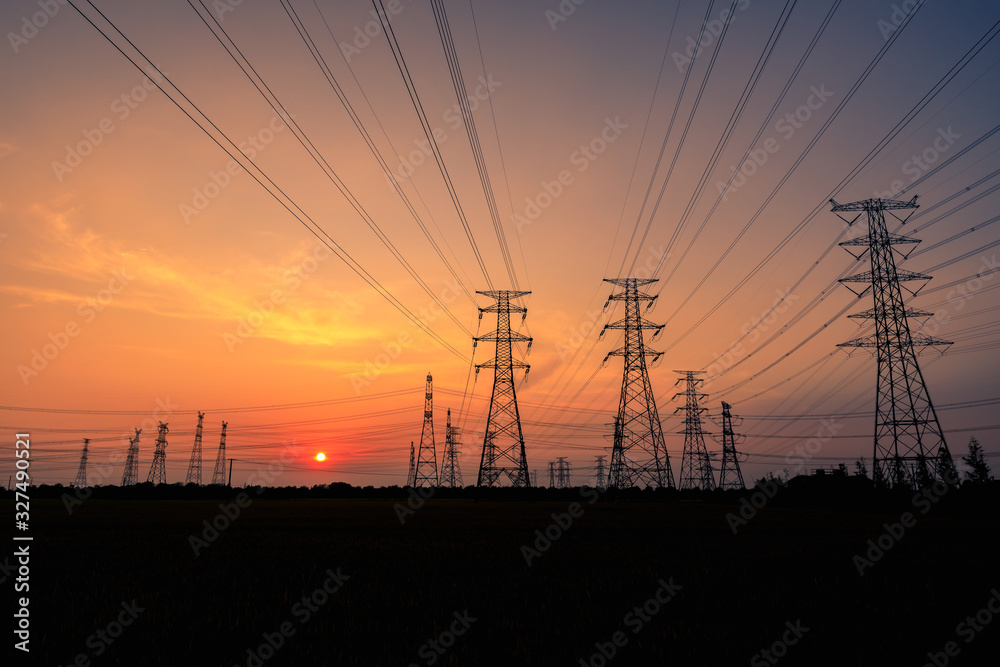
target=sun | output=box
[315,452,326,462]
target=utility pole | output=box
[831,196,956,488]
[211,422,228,485]
[601,278,675,489]
[675,371,715,490]
[122,428,141,486]
[146,422,169,485]
[185,411,205,486]
[414,373,439,487]
[474,290,532,487]
[228,458,234,487]
[713,402,746,490]
[73,438,90,487]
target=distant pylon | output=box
[407,441,416,487]
[414,373,439,487]
[185,411,205,485]
[601,278,675,489]
[211,422,228,485]
[556,457,571,488]
[121,428,141,486]
[548,461,555,488]
[146,422,169,485]
[594,455,607,490]
[73,438,90,487]
[474,290,532,487]
[675,371,715,490]
[712,402,746,490]
[440,409,464,488]
[830,196,956,488]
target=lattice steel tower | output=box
[211,422,228,485]
[440,409,464,488]
[414,373,439,487]
[831,196,955,488]
[185,411,205,485]
[121,428,141,486]
[600,278,675,489]
[146,421,169,485]
[712,402,746,490]
[555,457,571,488]
[474,290,532,487]
[675,371,715,490]
[73,438,90,487]
[594,455,607,490]
[407,441,416,487]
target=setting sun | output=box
[315,453,326,462]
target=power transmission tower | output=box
[831,196,956,488]
[555,457,571,488]
[211,422,228,485]
[675,371,716,490]
[146,422,169,485]
[407,441,416,487]
[474,290,532,487]
[440,408,464,488]
[712,402,746,491]
[548,461,555,488]
[73,438,90,487]
[600,278,675,489]
[414,373,439,487]
[121,428,141,486]
[594,455,607,490]
[185,411,205,485]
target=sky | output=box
[1,0,999,488]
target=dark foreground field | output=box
[6,489,1000,666]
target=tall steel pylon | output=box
[555,457,571,488]
[440,409,464,488]
[712,402,746,490]
[414,373,439,487]
[211,422,228,485]
[407,441,416,487]
[600,278,675,489]
[185,411,205,485]
[675,371,715,490]
[73,438,90,487]
[548,461,556,488]
[474,290,532,487]
[121,428,141,486]
[594,455,607,490]
[831,196,956,488]
[146,422,169,485]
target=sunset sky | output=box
[2,0,998,487]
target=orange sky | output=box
[2,0,999,487]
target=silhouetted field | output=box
[11,487,1000,666]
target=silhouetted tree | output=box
[962,436,992,483]
[854,458,868,478]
